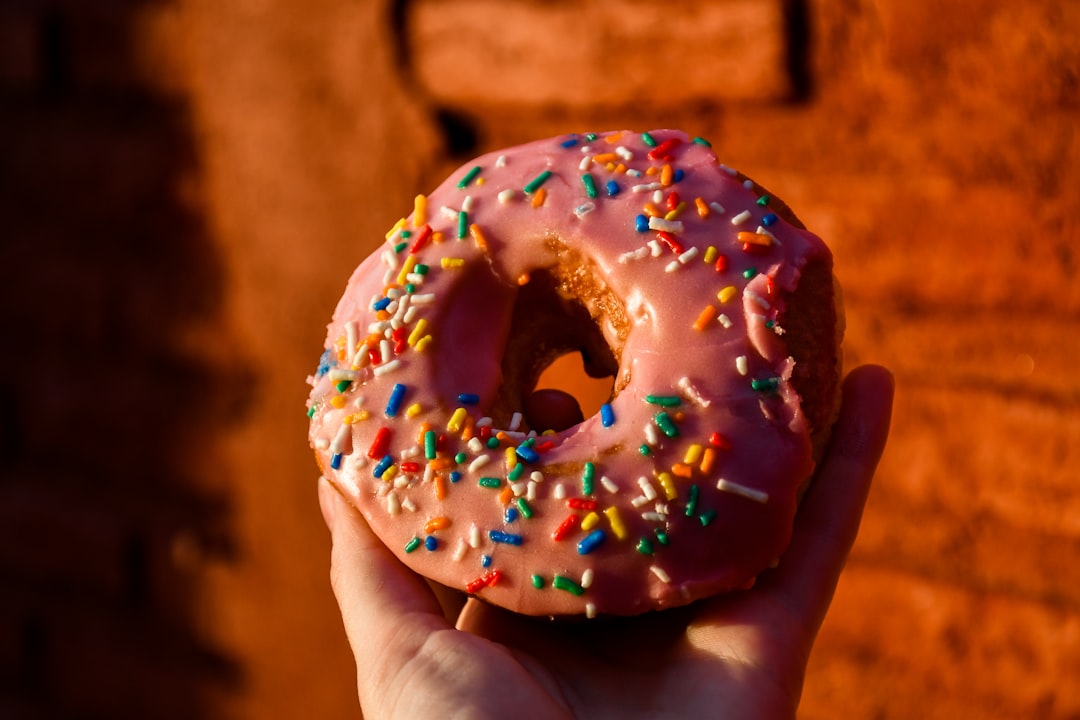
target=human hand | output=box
[318,365,894,720]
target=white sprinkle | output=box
[654,503,669,516]
[553,482,566,500]
[381,249,399,270]
[423,462,435,484]
[756,225,779,243]
[495,154,507,167]
[387,491,401,515]
[394,294,411,321]
[743,179,755,189]
[385,300,399,316]
[469,524,481,548]
[511,481,527,497]
[452,539,468,561]
[497,189,515,204]
[530,471,544,483]
[330,423,352,455]
[585,602,597,619]
[393,475,409,489]
[709,201,726,215]
[643,423,659,446]
[409,293,436,305]
[405,273,425,285]
[650,566,672,583]
[719,163,738,176]
[647,239,662,257]
[731,209,753,225]
[328,368,360,383]
[632,182,663,193]
[652,189,665,204]
[676,376,711,408]
[618,247,650,263]
[345,321,358,358]
[314,436,330,450]
[527,481,537,501]
[631,495,650,508]
[440,205,459,221]
[581,568,594,588]
[476,417,493,427]
[379,339,393,363]
[468,455,491,473]
[638,476,658,501]
[386,287,403,299]
[752,313,770,325]
[382,268,395,285]
[579,145,592,154]
[368,320,386,335]
[664,260,681,273]
[626,168,643,177]
[509,412,523,431]
[717,478,769,504]
[399,445,420,459]
[648,217,684,234]
[641,511,666,522]
[677,247,699,264]
[467,437,485,454]
[717,314,733,329]
[402,306,420,324]
[736,355,748,376]
[462,195,475,212]
[401,497,417,512]
[600,476,619,493]
[579,156,592,171]
[615,146,634,160]
[574,202,596,218]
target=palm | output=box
[321,366,893,720]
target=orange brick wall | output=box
[2,0,1077,718]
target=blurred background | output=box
[1,0,1077,717]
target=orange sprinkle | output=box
[614,163,627,174]
[695,197,710,218]
[660,164,674,187]
[672,463,694,479]
[416,422,432,445]
[645,166,658,176]
[432,230,445,244]
[643,202,661,218]
[430,457,454,471]
[693,305,718,331]
[592,152,618,163]
[605,131,624,143]
[700,447,717,475]
[739,231,771,247]
[469,223,490,252]
[605,162,617,172]
[531,187,547,208]
[499,486,514,505]
[330,396,346,409]
[434,475,447,500]
[424,516,450,534]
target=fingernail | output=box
[317,476,337,532]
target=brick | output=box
[410,0,792,108]
[802,566,1080,719]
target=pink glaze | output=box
[307,130,832,616]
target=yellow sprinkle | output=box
[701,447,717,475]
[385,217,406,240]
[330,396,345,409]
[703,246,718,264]
[405,403,422,418]
[469,223,490,252]
[382,464,398,482]
[603,506,627,540]
[408,318,429,346]
[660,164,674,187]
[447,407,467,433]
[504,446,517,470]
[397,255,418,286]
[441,257,465,269]
[693,305,717,331]
[530,187,547,208]
[605,162,617,172]
[739,230,771,246]
[664,201,687,221]
[657,472,678,500]
[581,511,600,531]
[476,177,486,186]
[695,197,710,218]
[684,444,704,465]
[413,194,427,227]
[415,335,433,352]
[718,286,738,304]
[671,463,694,479]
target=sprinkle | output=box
[676,376,711,407]
[457,211,468,239]
[457,393,480,405]
[404,536,421,553]
[756,195,770,206]
[648,137,681,161]
[731,209,752,225]
[469,223,489,252]
[693,305,717,331]
[468,454,490,472]
[604,506,627,540]
[676,247,699,265]
[567,497,598,511]
[424,535,438,551]
[372,455,394,479]
[577,529,606,555]
[524,170,553,195]
[447,407,468,433]
[387,491,401,515]
[718,286,738,304]
[553,575,585,596]
[585,603,597,619]
[368,427,392,459]
[407,318,429,346]
[581,173,598,198]
[640,132,657,147]
[685,484,700,517]
[580,568,595,589]
[530,187,547,208]
[384,383,407,417]
[516,445,540,464]
[648,216,684,234]
[509,412,523,431]
[582,462,596,496]
[717,478,769,504]
[743,267,758,279]
[478,476,501,489]
[683,444,704,465]
[481,553,493,567]
[605,180,620,196]
[503,507,519,523]
[752,377,781,393]
[600,403,615,427]
[657,472,678,500]
[531,574,544,589]
[574,202,596,218]
[408,225,434,255]
[699,509,717,526]
[636,538,654,555]
[637,476,658,501]
[762,212,778,226]
[497,189,515,204]
[650,566,672,583]
[329,453,342,470]
[739,230,771,247]
[423,429,438,460]
[736,356,749,376]
[580,511,600,531]
[489,530,523,546]
[653,411,679,438]
[516,497,533,519]
[457,166,482,189]
[645,395,681,407]
[634,214,649,232]
[465,569,501,594]
[552,513,581,541]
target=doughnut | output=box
[307,130,841,617]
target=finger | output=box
[760,364,894,635]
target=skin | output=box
[318,364,894,720]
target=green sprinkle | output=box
[521,437,536,448]
[756,195,770,206]
[523,170,553,195]
[335,380,352,393]
[585,133,598,141]
[306,404,317,418]
[508,464,525,481]
[478,477,501,489]
[636,538,655,555]
[405,283,416,293]
[486,436,500,449]
[641,131,658,147]
[751,377,781,393]
[454,452,467,464]
[531,574,545,589]
[401,230,412,239]
[645,394,681,407]
[404,536,421,553]
[685,484,699,517]
[414,263,429,275]
[553,575,585,596]
[393,241,408,254]
[457,210,468,239]
[582,462,595,495]
[654,411,679,438]
[743,267,758,279]
[655,530,670,546]
[516,498,533,519]
[692,136,712,147]
[457,165,482,189]
[699,509,717,527]
[639,444,652,456]
[424,430,437,460]
[582,173,598,198]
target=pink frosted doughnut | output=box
[307,130,841,617]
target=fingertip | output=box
[318,476,338,533]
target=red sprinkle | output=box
[666,191,681,212]
[648,137,682,161]
[534,440,556,453]
[766,274,776,296]
[466,569,501,594]
[368,427,392,459]
[656,231,684,255]
[400,461,420,473]
[552,513,581,541]
[368,346,382,366]
[408,224,433,254]
[392,327,408,353]
[709,432,731,449]
[567,497,598,511]
[479,426,492,441]
[742,242,771,255]
[714,254,728,272]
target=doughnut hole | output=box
[528,352,615,432]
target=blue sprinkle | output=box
[373,296,392,311]
[505,507,519,523]
[372,455,393,478]
[450,471,462,483]
[635,214,649,232]
[457,392,480,405]
[577,529,607,555]
[385,383,407,417]
[516,445,540,464]
[605,180,620,197]
[600,403,615,427]
[560,137,579,148]
[489,530,524,546]
[762,213,779,227]
[425,535,438,551]
[673,169,685,182]
[330,453,343,470]
[481,554,492,567]
[315,348,335,378]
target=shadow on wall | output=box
[0,3,250,718]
